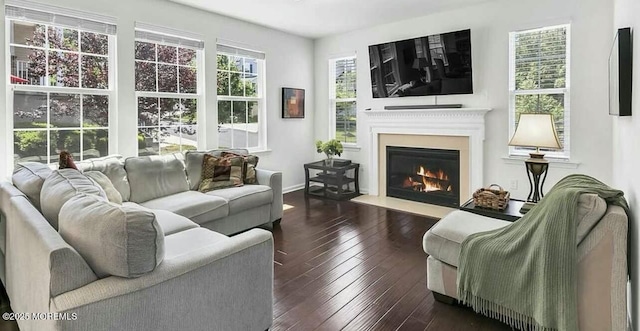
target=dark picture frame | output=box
[282,87,305,118]
[609,27,633,116]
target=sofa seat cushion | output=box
[164,228,230,259]
[59,194,164,278]
[125,154,189,203]
[423,210,511,267]
[123,202,199,236]
[41,169,107,230]
[12,162,52,211]
[139,191,228,225]
[206,185,273,214]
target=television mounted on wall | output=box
[609,27,632,116]
[368,29,473,98]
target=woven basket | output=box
[472,184,510,211]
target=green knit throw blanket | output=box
[457,174,628,331]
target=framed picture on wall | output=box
[282,87,305,118]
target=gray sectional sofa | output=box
[0,149,282,331]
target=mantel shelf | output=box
[363,108,492,119]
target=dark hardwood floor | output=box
[273,190,512,331]
[0,284,18,331]
[0,190,512,331]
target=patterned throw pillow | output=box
[198,154,244,193]
[221,152,259,184]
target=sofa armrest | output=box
[576,205,628,331]
[256,168,283,222]
[5,197,97,320]
[51,229,274,331]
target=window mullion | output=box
[78,31,83,89]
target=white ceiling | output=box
[169,0,492,39]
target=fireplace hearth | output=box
[386,146,460,208]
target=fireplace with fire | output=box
[386,146,460,208]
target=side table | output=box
[459,198,525,222]
[304,161,360,200]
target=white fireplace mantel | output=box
[364,107,492,197]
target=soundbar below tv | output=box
[369,29,473,98]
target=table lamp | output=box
[508,113,562,213]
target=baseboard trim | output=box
[282,184,367,195]
[283,184,305,194]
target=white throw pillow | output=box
[84,171,123,205]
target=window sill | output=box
[502,155,580,169]
[248,148,272,154]
[342,144,361,152]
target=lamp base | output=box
[528,152,545,159]
[519,202,536,214]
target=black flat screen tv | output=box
[369,29,473,98]
[609,27,632,116]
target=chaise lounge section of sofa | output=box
[422,194,628,331]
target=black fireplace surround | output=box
[386,146,460,208]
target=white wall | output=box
[0,0,316,191]
[613,0,639,328]
[314,0,613,199]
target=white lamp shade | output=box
[509,113,562,149]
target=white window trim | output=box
[5,18,117,167]
[134,30,205,156]
[216,47,267,153]
[508,24,571,159]
[329,54,358,147]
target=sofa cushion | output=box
[576,193,607,244]
[198,154,244,192]
[76,155,130,202]
[423,210,511,267]
[41,169,107,230]
[221,151,259,184]
[164,228,230,259]
[12,162,52,211]
[185,149,249,190]
[84,171,123,204]
[59,194,164,278]
[139,191,228,225]
[123,203,199,236]
[126,154,189,203]
[206,185,272,214]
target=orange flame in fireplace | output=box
[402,166,453,192]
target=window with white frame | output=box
[216,44,265,151]
[135,27,203,156]
[330,56,357,144]
[509,24,570,157]
[6,4,116,165]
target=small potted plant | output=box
[316,139,343,166]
